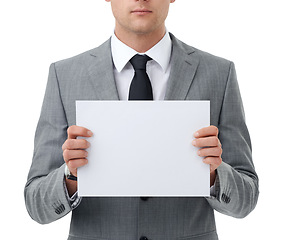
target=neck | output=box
[114,25,166,53]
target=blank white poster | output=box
[76,101,210,197]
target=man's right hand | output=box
[62,125,93,195]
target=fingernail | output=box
[197,150,201,156]
[194,132,199,138]
[87,130,93,136]
[192,140,197,146]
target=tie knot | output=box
[130,54,152,70]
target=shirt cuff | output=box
[210,183,216,197]
[209,171,219,198]
[63,177,82,209]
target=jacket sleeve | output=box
[24,63,72,224]
[206,62,259,218]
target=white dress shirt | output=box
[111,31,172,100]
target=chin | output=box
[130,24,159,35]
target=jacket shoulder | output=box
[170,33,232,69]
[53,38,111,70]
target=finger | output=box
[194,125,218,138]
[203,156,222,172]
[62,139,90,150]
[66,158,88,176]
[192,136,221,148]
[197,146,222,157]
[67,125,93,139]
[63,149,88,162]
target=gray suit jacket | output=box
[25,33,259,240]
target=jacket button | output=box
[140,197,149,201]
[53,201,65,214]
[221,193,231,203]
[140,237,148,240]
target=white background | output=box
[1,0,288,239]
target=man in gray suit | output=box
[25,0,259,239]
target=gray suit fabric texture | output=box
[24,33,259,240]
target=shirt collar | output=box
[111,31,172,73]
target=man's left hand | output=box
[192,125,222,186]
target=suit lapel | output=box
[164,34,200,100]
[86,34,199,101]
[87,38,120,100]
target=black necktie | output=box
[129,54,153,100]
